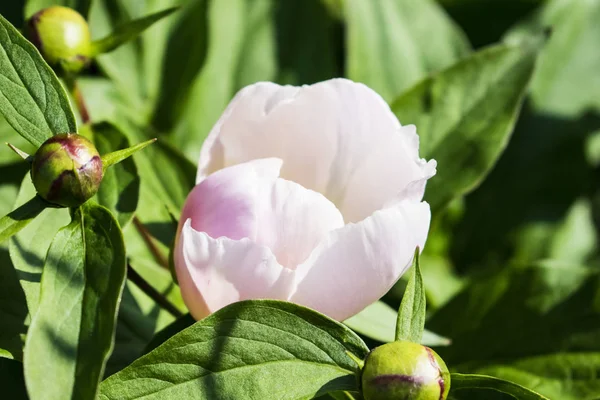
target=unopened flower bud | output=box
[31,134,103,208]
[361,341,450,400]
[26,6,91,74]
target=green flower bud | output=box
[361,341,450,400]
[26,6,91,74]
[31,134,103,208]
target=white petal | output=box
[255,173,345,269]
[290,201,431,321]
[175,220,296,319]
[197,78,435,222]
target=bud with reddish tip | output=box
[25,6,92,74]
[361,341,451,400]
[31,134,103,208]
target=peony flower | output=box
[174,78,436,321]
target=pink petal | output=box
[180,158,282,242]
[290,200,431,321]
[197,78,435,222]
[175,158,345,318]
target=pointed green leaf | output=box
[99,300,369,399]
[345,301,450,347]
[24,203,126,400]
[25,0,92,19]
[0,196,48,244]
[90,7,178,56]
[0,14,77,147]
[392,39,541,213]
[346,0,470,102]
[101,137,156,170]
[395,249,426,343]
[451,373,550,400]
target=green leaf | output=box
[233,0,276,89]
[168,0,245,159]
[87,0,184,120]
[451,0,598,272]
[392,39,540,212]
[429,261,600,366]
[463,352,600,400]
[0,14,77,147]
[548,198,596,264]
[151,0,208,132]
[99,300,369,399]
[88,0,146,113]
[509,198,597,266]
[451,373,550,400]
[24,203,126,400]
[395,249,426,342]
[505,0,600,117]
[91,122,143,227]
[0,196,48,244]
[345,0,470,102]
[90,7,178,56]
[429,261,600,399]
[25,0,92,19]
[344,300,450,347]
[9,177,69,315]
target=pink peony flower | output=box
[174,78,436,321]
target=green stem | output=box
[127,263,182,318]
[65,76,90,125]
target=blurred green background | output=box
[2,0,600,399]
